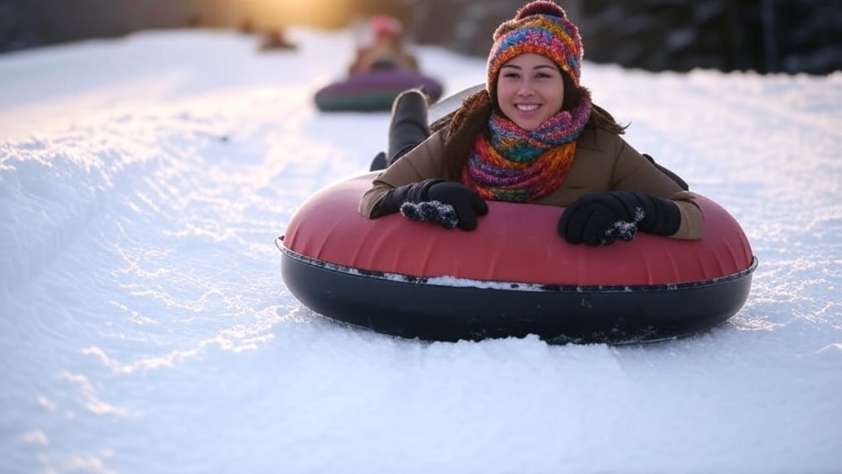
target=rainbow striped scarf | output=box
[462,93,592,202]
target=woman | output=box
[348,15,419,75]
[359,0,703,246]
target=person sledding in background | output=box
[348,15,419,75]
[259,27,297,51]
[359,0,702,246]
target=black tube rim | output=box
[279,245,758,295]
[279,244,757,344]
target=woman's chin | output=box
[513,118,541,131]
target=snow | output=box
[1,27,841,474]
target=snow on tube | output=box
[278,174,757,344]
[314,70,444,112]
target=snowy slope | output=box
[1,28,841,474]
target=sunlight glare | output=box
[250,0,351,27]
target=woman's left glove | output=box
[558,191,681,245]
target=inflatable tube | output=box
[279,174,756,344]
[428,83,484,124]
[315,70,444,112]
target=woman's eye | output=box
[503,72,519,79]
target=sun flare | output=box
[249,0,352,27]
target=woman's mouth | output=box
[515,104,541,112]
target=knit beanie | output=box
[486,1,584,94]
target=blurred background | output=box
[1,0,841,74]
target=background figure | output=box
[348,14,418,75]
[258,27,296,51]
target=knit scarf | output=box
[462,92,592,202]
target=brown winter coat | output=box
[359,126,703,240]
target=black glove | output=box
[400,200,460,229]
[558,191,681,245]
[372,179,488,230]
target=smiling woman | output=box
[359,0,699,243]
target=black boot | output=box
[387,89,430,166]
[369,151,388,171]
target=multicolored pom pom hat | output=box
[486,0,585,94]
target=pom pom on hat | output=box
[513,0,568,20]
[486,1,584,94]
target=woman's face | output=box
[496,53,565,131]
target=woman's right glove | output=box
[558,191,681,245]
[372,179,488,230]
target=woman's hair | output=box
[438,69,627,180]
[560,72,627,135]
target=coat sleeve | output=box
[609,135,704,240]
[358,130,449,218]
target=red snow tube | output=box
[315,70,444,112]
[278,174,757,344]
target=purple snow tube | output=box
[314,70,444,112]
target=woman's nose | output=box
[516,80,535,96]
